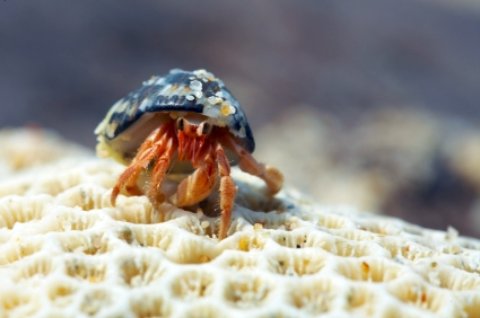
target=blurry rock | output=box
[256,107,441,212]
[256,106,480,237]
[348,108,440,189]
[446,130,480,192]
[255,106,334,195]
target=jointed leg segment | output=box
[216,143,236,239]
[223,135,283,195]
[111,124,282,240]
[111,125,172,205]
[174,145,218,208]
[146,137,175,214]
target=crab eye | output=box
[176,118,185,131]
[201,122,212,135]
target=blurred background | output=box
[1,0,480,237]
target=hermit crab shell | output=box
[95,69,255,164]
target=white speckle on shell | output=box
[203,105,222,119]
[207,96,222,105]
[194,69,216,81]
[157,77,166,85]
[194,91,203,99]
[163,84,173,93]
[143,76,157,86]
[189,80,203,92]
[186,95,195,101]
[138,96,154,112]
[144,76,165,86]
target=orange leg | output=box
[216,143,236,239]
[111,125,170,205]
[173,145,218,208]
[146,137,175,215]
[223,135,283,195]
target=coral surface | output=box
[0,129,480,318]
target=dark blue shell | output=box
[95,69,255,158]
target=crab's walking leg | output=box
[216,143,236,239]
[174,145,218,208]
[111,126,169,205]
[223,135,283,195]
[146,137,175,219]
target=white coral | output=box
[0,129,479,318]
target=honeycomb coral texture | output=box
[0,129,480,318]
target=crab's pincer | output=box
[95,69,283,239]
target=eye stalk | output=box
[199,122,212,135]
[176,117,185,131]
[200,121,213,135]
[176,117,212,136]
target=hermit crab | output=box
[95,69,283,239]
